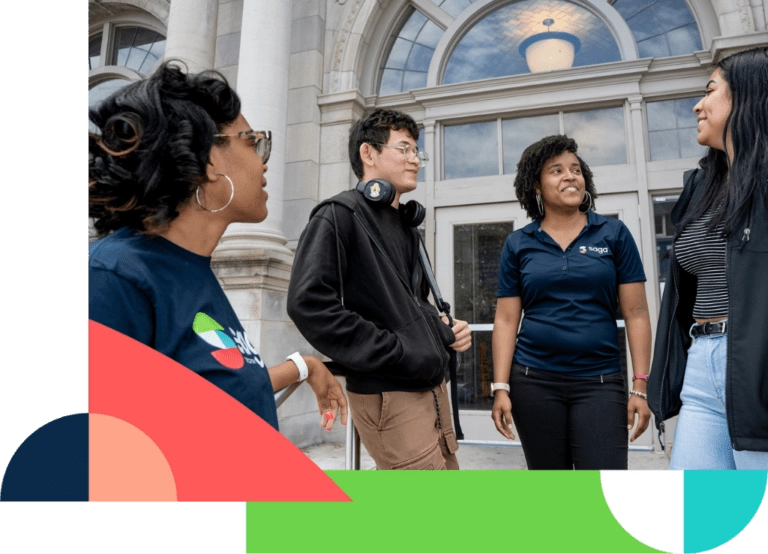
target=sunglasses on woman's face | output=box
[214,129,272,164]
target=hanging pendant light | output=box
[519,18,581,73]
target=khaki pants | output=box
[347,380,459,470]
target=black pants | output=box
[510,363,628,470]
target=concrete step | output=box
[302,442,671,470]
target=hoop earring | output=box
[196,174,235,213]
[579,190,593,213]
[536,193,545,216]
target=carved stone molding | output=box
[738,0,755,33]
[330,0,366,93]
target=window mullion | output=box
[100,23,112,67]
[497,118,503,175]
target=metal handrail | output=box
[275,382,362,470]
[274,381,303,408]
[345,416,361,470]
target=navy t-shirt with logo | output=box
[497,211,646,376]
[89,227,279,429]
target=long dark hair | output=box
[678,46,768,235]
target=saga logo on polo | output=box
[579,245,610,255]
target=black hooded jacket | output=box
[649,168,768,451]
[287,190,456,394]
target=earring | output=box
[196,174,235,213]
[579,190,593,213]
[536,193,544,216]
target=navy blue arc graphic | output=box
[1,413,89,501]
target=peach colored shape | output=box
[89,413,177,501]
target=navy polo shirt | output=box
[497,211,646,376]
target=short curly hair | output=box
[89,61,241,237]
[513,135,597,220]
[348,108,419,179]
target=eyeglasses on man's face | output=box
[372,143,429,168]
[214,129,272,164]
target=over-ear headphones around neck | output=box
[356,179,425,228]
[356,178,396,205]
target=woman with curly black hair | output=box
[89,62,347,432]
[490,135,652,469]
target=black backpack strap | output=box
[331,203,344,306]
[416,235,464,440]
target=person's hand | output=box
[627,393,651,442]
[305,357,348,431]
[491,391,515,440]
[441,317,472,352]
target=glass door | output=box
[436,202,529,441]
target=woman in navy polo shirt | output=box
[490,135,652,469]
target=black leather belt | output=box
[690,320,727,338]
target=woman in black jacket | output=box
[648,46,768,469]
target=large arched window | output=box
[612,0,702,58]
[89,26,165,76]
[444,0,621,84]
[379,8,446,95]
[113,26,166,74]
[377,0,705,95]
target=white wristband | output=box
[286,352,309,382]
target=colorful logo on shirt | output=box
[579,246,587,254]
[192,312,245,369]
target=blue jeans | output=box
[670,329,768,470]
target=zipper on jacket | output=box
[738,227,750,252]
[658,421,665,452]
[658,243,680,452]
[724,216,748,446]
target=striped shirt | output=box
[674,210,728,319]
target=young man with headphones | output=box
[287,108,471,470]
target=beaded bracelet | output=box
[629,390,648,400]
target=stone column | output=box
[164,0,219,72]
[211,1,319,448]
[216,0,294,259]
